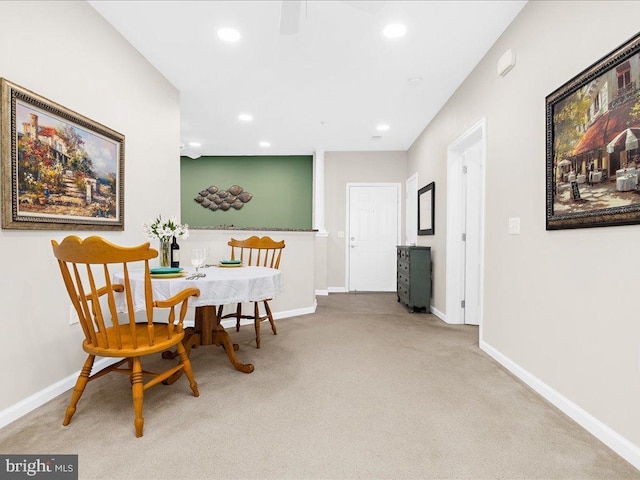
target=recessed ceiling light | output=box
[259,141,271,148]
[217,28,241,43]
[188,142,201,147]
[407,77,423,86]
[376,124,390,131]
[383,23,407,39]
[238,113,253,122]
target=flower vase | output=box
[159,240,171,267]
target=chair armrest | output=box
[154,288,200,309]
[154,288,200,328]
[87,284,124,302]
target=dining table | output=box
[616,173,638,192]
[616,167,637,178]
[113,264,284,375]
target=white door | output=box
[348,184,400,292]
[462,146,482,325]
[446,119,485,328]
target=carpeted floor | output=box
[0,293,638,479]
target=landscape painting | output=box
[1,79,124,230]
[546,33,640,230]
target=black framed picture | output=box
[418,182,435,235]
[546,32,640,230]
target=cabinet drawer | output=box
[398,248,409,260]
[397,282,409,300]
[397,260,409,274]
[397,271,410,287]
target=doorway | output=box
[346,183,401,292]
[446,119,486,328]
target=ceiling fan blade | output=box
[279,0,302,35]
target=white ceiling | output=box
[89,0,526,157]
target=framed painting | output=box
[546,32,640,230]
[418,182,435,235]
[1,79,124,230]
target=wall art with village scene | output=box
[547,33,640,229]
[1,79,124,230]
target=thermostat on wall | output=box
[498,49,516,77]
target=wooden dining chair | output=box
[218,236,285,348]
[51,235,201,437]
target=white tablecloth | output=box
[591,171,602,183]
[616,168,636,178]
[113,266,283,312]
[616,174,638,191]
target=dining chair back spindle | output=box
[51,235,201,437]
[220,236,285,348]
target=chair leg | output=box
[254,301,261,349]
[63,354,95,426]
[176,342,199,397]
[264,300,277,335]
[131,357,144,438]
[235,303,242,331]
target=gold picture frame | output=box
[1,78,124,230]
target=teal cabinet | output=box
[397,246,432,313]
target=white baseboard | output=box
[480,340,640,471]
[218,302,317,328]
[275,301,317,319]
[0,356,122,430]
[328,286,348,293]
[315,289,329,296]
[430,305,445,321]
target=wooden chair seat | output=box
[218,236,284,348]
[83,323,186,358]
[52,235,200,438]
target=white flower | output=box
[142,215,189,241]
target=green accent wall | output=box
[181,155,313,229]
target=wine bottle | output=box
[170,236,180,268]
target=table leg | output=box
[197,305,254,374]
[163,306,253,373]
[162,306,253,374]
[161,327,200,360]
[212,324,254,373]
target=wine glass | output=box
[191,248,206,274]
[202,247,210,268]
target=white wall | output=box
[0,1,181,411]
[324,151,408,290]
[409,0,640,462]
